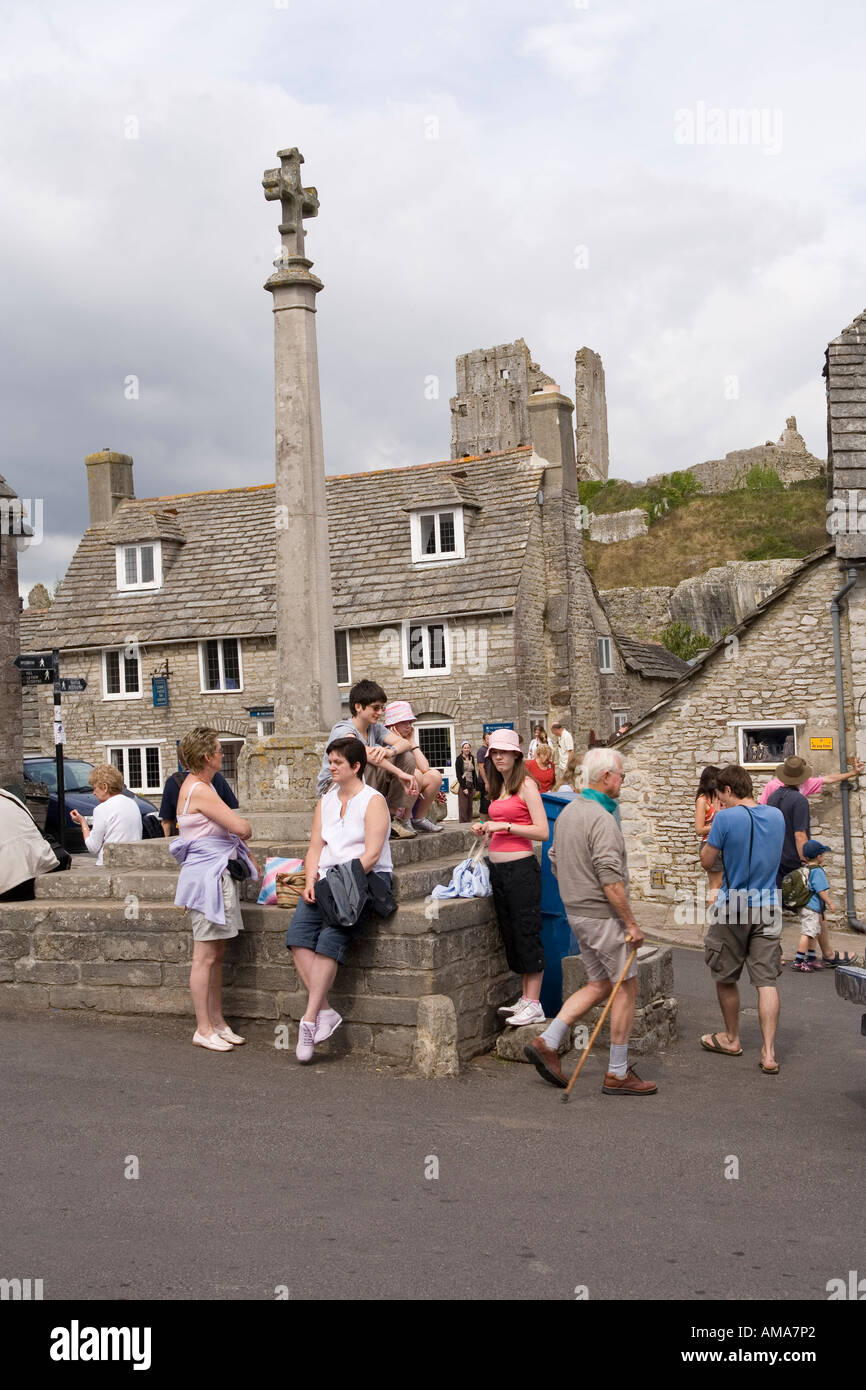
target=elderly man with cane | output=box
[524,747,658,1095]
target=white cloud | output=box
[520,10,647,93]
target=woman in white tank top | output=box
[286,734,392,1065]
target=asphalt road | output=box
[2,947,864,1301]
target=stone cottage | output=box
[612,546,866,911]
[20,374,685,798]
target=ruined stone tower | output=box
[574,347,609,482]
[449,339,554,458]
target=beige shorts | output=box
[799,907,823,940]
[566,914,638,984]
[190,871,244,942]
[704,918,782,988]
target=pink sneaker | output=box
[314,1008,342,1044]
[296,1019,317,1063]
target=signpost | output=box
[13,652,87,851]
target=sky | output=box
[4,0,865,597]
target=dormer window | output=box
[116,542,162,591]
[410,508,465,563]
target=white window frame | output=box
[256,717,275,737]
[102,647,142,700]
[104,742,163,794]
[198,638,244,694]
[115,542,162,592]
[729,719,805,768]
[612,709,629,734]
[597,636,613,673]
[402,620,451,677]
[409,508,465,564]
[415,720,455,772]
[335,630,351,687]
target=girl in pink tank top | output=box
[471,728,549,1029]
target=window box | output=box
[116,543,162,592]
[402,621,450,676]
[410,508,465,563]
[199,638,243,693]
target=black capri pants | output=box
[488,855,545,975]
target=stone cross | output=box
[263,147,319,263]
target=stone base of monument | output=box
[0,828,517,1073]
[561,948,678,1056]
[237,732,324,841]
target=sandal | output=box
[759,1060,780,1074]
[822,953,859,968]
[700,1033,743,1057]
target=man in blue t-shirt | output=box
[699,764,785,1072]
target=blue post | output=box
[539,792,578,1018]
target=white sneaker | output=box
[497,997,524,1015]
[193,1030,233,1052]
[412,817,443,834]
[296,1018,317,1063]
[214,1024,245,1045]
[506,1000,546,1028]
[313,1008,342,1044]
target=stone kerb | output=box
[1,826,514,1070]
[561,948,677,1055]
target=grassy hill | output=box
[582,475,828,590]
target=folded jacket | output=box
[170,833,258,925]
[314,859,396,935]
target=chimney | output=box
[85,449,134,526]
[527,386,577,491]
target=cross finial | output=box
[263,147,319,265]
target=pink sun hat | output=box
[487,728,521,753]
[383,700,416,726]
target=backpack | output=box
[781,865,811,911]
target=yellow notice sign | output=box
[810,737,833,750]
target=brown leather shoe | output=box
[601,1066,658,1096]
[524,1036,568,1088]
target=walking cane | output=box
[561,943,639,1103]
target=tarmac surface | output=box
[2,946,864,1302]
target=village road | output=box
[1,948,863,1301]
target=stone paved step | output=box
[101,825,475,870]
[35,869,113,899]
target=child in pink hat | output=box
[383,701,444,833]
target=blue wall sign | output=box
[152,676,170,708]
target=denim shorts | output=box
[285,895,353,964]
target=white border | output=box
[402,620,451,677]
[115,541,162,592]
[198,638,245,694]
[102,648,142,700]
[409,507,465,563]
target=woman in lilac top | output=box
[172,727,255,1054]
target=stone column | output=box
[0,475,25,792]
[238,148,341,837]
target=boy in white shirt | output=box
[70,764,143,866]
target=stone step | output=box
[34,868,113,899]
[100,825,475,871]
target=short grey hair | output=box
[580,747,623,786]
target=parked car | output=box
[22,758,159,852]
[835,962,866,1039]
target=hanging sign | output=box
[152,676,170,708]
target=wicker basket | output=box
[275,872,306,908]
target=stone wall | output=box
[652,418,825,495]
[602,559,802,643]
[0,832,516,1069]
[588,508,648,544]
[574,348,609,482]
[615,555,865,911]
